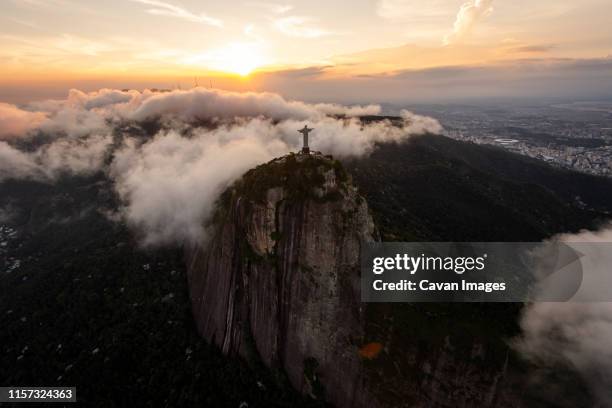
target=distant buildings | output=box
[434,105,612,177]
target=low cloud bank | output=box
[515,224,612,406]
[0,87,441,245]
[0,103,47,140]
[0,134,113,182]
[129,88,382,122]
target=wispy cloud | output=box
[11,0,71,7]
[249,2,293,15]
[376,0,453,20]
[509,44,556,54]
[5,17,39,29]
[271,4,293,14]
[0,33,115,59]
[274,16,331,38]
[10,0,97,13]
[130,0,223,27]
[444,0,493,45]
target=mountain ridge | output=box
[186,151,536,407]
[1,132,606,406]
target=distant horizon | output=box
[3,63,612,107]
[2,0,611,104]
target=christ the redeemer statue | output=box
[298,125,313,154]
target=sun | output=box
[199,42,266,76]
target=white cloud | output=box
[0,142,42,181]
[37,134,113,178]
[0,134,112,181]
[0,102,47,139]
[130,0,223,27]
[0,87,442,246]
[109,113,436,246]
[128,88,381,122]
[400,110,444,134]
[24,89,117,138]
[109,127,285,246]
[516,224,612,407]
[444,0,494,44]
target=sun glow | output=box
[184,42,267,76]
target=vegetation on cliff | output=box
[228,153,349,204]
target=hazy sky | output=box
[1,0,611,102]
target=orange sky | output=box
[1,0,611,102]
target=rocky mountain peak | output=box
[185,151,525,408]
[186,152,376,406]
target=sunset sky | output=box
[2,0,612,103]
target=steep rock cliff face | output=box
[187,153,376,407]
[186,153,524,408]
